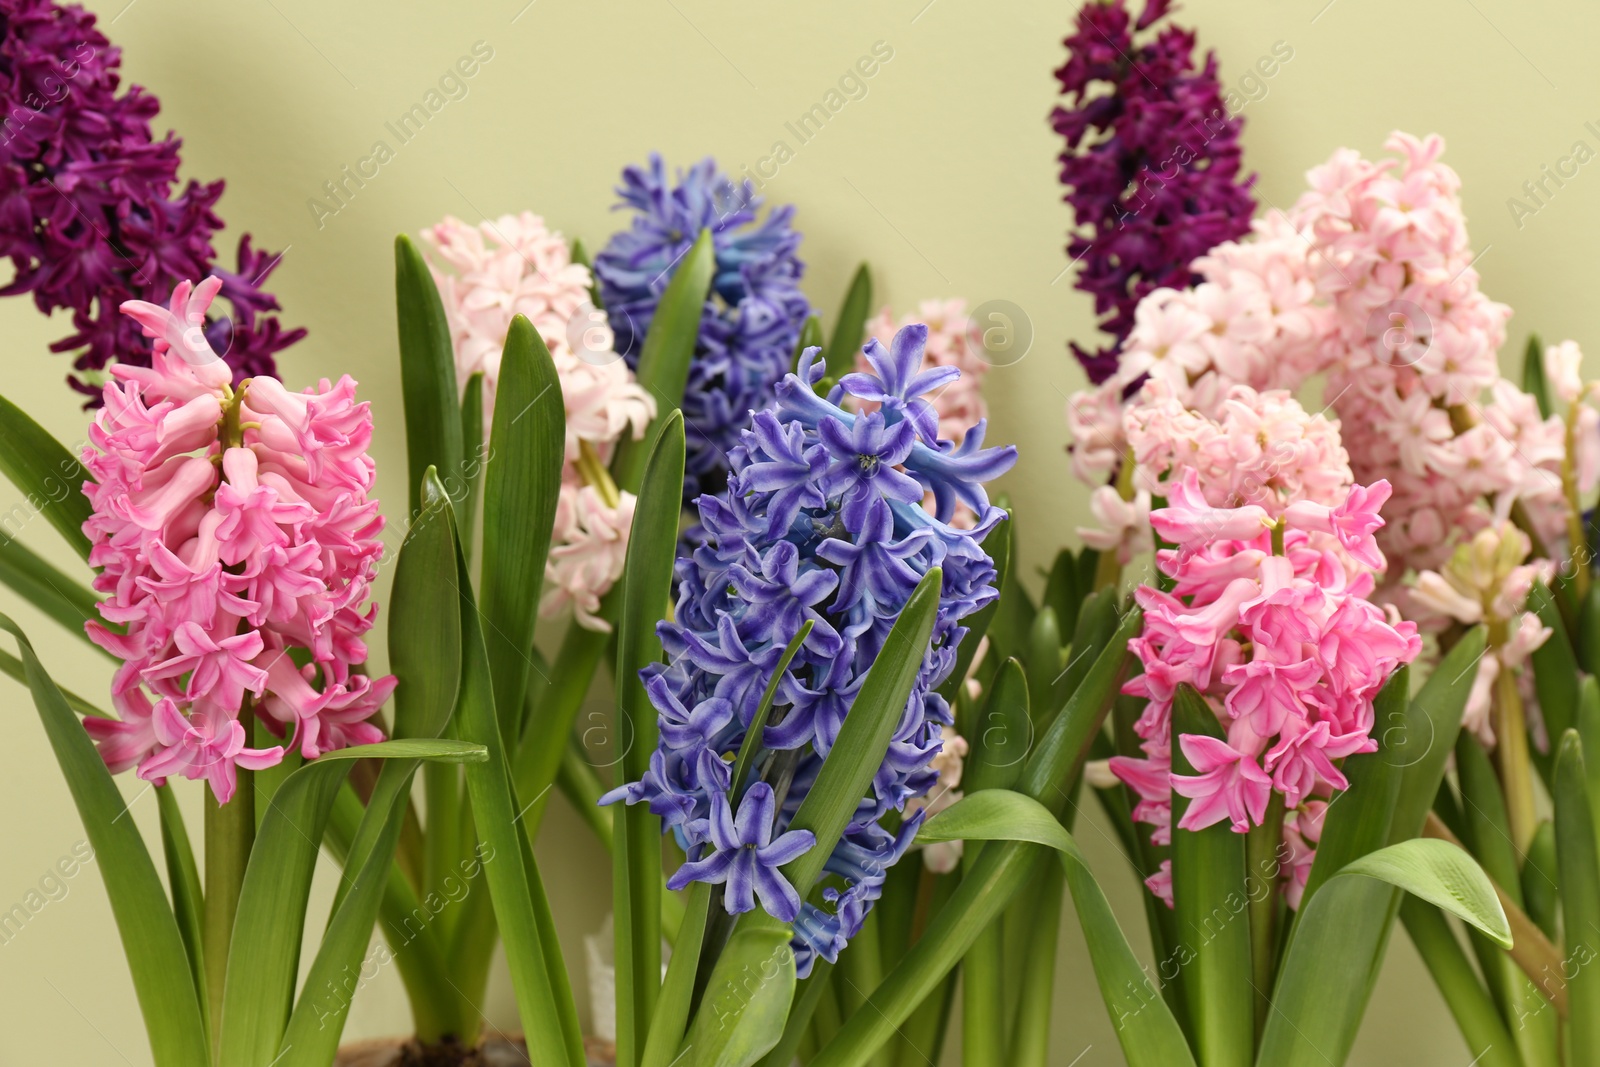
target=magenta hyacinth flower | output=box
[0,0,303,401]
[79,277,391,803]
[1050,0,1256,383]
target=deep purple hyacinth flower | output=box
[1050,0,1256,384]
[0,0,302,401]
[603,322,1017,975]
[594,154,811,501]
[666,782,815,921]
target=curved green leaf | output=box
[394,234,464,520]
[1390,626,1485,843]
[916,789,1194,1067]
[1522,332,1552,418]
[614,412,685,1067]
[457,370,486,547]
[808,607,1143,1067]
[2,613,207,1067]
[1259,839,1509,1067]
[784,566,941,897]
[1399,897,1522,1067]
[1170,684,1252,1067]
[823,263,872,380]
[0,393,93,559]
[683,921,796,1067]
[453,533,585,1067]
[1555,731,1600,1063]
[481,315,566,742]
[0,534,105,651]
[155,784,207,1026]
[218,740,485,1067]
[611,230,714,493]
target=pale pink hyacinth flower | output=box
[1410,523,1554,747]
[1067,133,1577,592]
[80,278,394,804]
[1110,478,1419,909]
[423,213,656,632]
[904,726,969,873]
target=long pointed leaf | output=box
[481,315,565,743]
[155,784,207,1028]
[1170,684,1251,1067]
[1259,839,1509,1067]
[1555,730,1600,1063]
[395,234,463,519]
[823,263,872,380]
[218,739,485,1067]
[453,522,584,1067]
[0,534,105,650]
[610,230,714,492]
[915,789,1194,1067]
[808,605,1143,1067]
[3,613,207,1067]
[0,393,93,559]
[614,413,685,1067]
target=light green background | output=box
[0,0,1590,1062]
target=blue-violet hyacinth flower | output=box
[602,322,1017,976]
[594,154,811,501]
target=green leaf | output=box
[1390,627,1485,843]
[1579,675,1600,842]
[457,370,486,547]
[1041,548,1081,638]
[783,567,941,898]
[938,510,1010,703]
[511,617,610,841]
[453,533,585,1067]
[0,534,105,651]
[613,413,685,1067]
[754,962,835,1067]
[729,621,813,803]
[916,790,1195,1067]
[218,740,486,1067]
[0,643,106,717]
[1169,685,1252,1067]
[391,469,463,742]
[570,236,605,310]
[1259,839,1510,1067]
[155,784,207,1038]
[0,393,94,560]
[1023,607,1063,725]
[1297,667,1408,913]
[965,658,1030,795]
[1555,731,1600,1063]
[807,606,1143,1067]
[394,234,464,520]
[960,659,1028,1067]
[1522,332,1552,419]
[823,263,873,380]
[481,315,566,742]
[1522,819,1560,941]
[682,921,796,1067]
[640,881,713,1067]
[3,613,207,1067]
[793,314,824,369]
[611,230,714,493]
[1399,898,1523,1067]
[1529,582,1578,782]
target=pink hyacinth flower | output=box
[138,700,283,805]
[1149,469,1272,549]
[1171,733,1272,833]
[1282,480,1391,571]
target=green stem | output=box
[1494,660,1539,853]
[1563,401,1592,606]
[1007,861,1064,1067]
[203,768,254,1063]
[1270,519,1285,557]
[1247,792,1285,1040]
[424,761,462,939]
[577,438,622,509]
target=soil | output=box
[334,1035,616,1066]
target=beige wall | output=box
[1,0,1592,1061]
